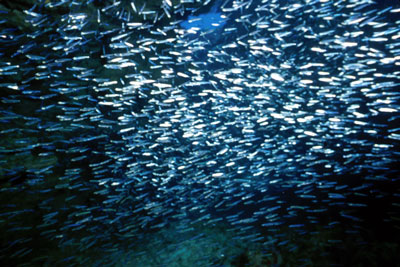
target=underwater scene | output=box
[1,0,400,266]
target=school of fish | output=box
[0,0,400,265]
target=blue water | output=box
[180,0,227,31]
